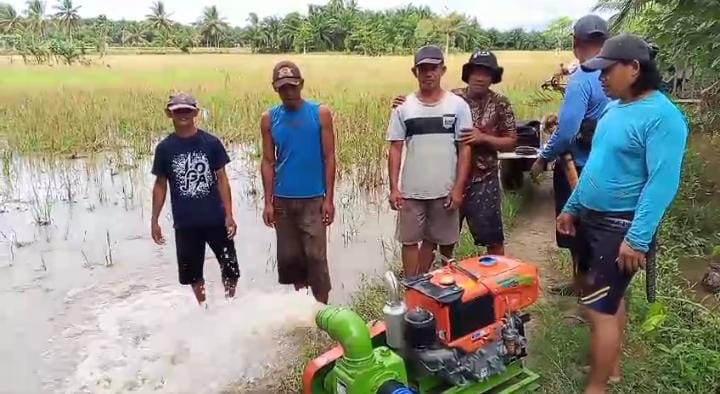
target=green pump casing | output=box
[316,306,408,394]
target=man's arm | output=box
[454,144,472,191]
[319,105,336,202]
[538,77,590,162]
[388,141,403,194]
[625,114,689,252]
[210,139,233,221]
[151,176,168,224]
[150,142,168,240]
[216,168,233,219]
[387,107,406,210]
[562,186,582,216]
[319,105,337,225]
[260,111,275,206]
[454,102,475,191]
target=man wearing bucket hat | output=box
[151,92,240,309]
[530,14,611,297]
[392,50,517,256]
[557,33,688,393]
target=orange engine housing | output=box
[403,255,539,353]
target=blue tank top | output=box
[270,100,326,198]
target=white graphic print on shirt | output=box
[171,151,213,198]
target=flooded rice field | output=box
[0,148,396,393]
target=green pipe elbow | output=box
[316,306,374,362]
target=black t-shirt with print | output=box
[152,129,230,229]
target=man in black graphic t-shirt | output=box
[151,92,240,308]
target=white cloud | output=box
[4,0,610,31]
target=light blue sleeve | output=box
[562,186,583,215]
[539,75,589,162]
[625,111,689,252]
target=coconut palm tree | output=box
[0,3,23,34]
[145,1,173,33]
[25,0,48,39]
[593,0,653,30]
[197,5,227,48]
[121,22,148,47]
[53,0,81,42]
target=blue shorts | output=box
[575,210,655,315]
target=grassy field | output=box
[0,52,570,167]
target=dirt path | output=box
[506,179,564,284]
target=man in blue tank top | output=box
[260,61,336,304]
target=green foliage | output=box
[1,0,575,58]
[543,16,573,50]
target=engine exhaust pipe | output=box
[383,271,407,351]
[385,271,402,306]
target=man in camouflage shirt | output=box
[393,50,518,255]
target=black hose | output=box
[646,247,657,303]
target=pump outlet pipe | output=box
[316,306,374,363]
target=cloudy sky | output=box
[5,0,609,31]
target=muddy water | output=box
[678,256,720,307]
[0,149,396,393]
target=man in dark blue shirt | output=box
[531,15,611,296]
[151,92,239,309]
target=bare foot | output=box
[581,365,621,384]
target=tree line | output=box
[0,0,577,63]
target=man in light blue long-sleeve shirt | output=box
[557,33,688,394]
[531,15,611,295]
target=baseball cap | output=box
[272,60,303,88]
[581,33,652,72]
[462,50,504,84]
[573,14,609,41]
[166,92,198,111]
[414,45,444,66]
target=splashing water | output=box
[61,287,325,394]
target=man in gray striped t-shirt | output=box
[387,45,474,277]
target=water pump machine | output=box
[303,254,541,393]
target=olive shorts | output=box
[395,197,460,246]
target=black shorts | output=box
[460,173,504,247]
[553,163,583,252]
[174,226,240,285]
[575,210,655,315]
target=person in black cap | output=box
[558,33,689,393]
[151,92,240,309]
[530,14,611,298]
[393,50,517,256]
[387,45,474,276]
